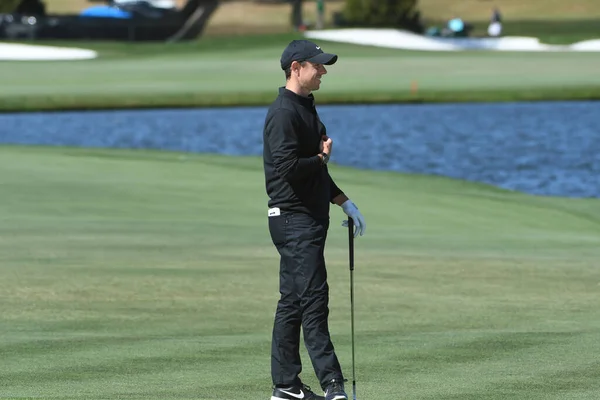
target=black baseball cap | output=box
[280,40,338,70]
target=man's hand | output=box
[320,135,332,156]
[341,200,366,238]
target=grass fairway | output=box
[1,145,600,399]
[2,34,600,112]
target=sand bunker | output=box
[0,43,98,61]
[305,29,600,52]
[568,39,600,51]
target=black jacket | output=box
[263,87,343,219]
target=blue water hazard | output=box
[0,101,599,198]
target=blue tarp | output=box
[80,6,132,19]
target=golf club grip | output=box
[347,218,354,271]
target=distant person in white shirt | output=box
[488,7,502,37]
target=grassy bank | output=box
[2,34,600,112]
[1,145,600,399]
[3,0,600,111]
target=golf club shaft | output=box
[348,218,356,400]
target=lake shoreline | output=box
[3,90,600,114]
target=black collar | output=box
[279,87,315,109]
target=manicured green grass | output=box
[1,145,600,399]
[1,33,600,112]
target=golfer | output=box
[262,40,366,400]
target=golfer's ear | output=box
[291,60,301,74]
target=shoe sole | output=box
[271,397,312,400]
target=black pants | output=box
[268,211,343,390]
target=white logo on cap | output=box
[316,46,320,49]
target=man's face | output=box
[296,61,328,92]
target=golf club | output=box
[347,217,357,400]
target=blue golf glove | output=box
[341,200,366,238]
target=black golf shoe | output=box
[324,379,347,400]
[271,384,324,400]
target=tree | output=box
[340,0,423,33]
